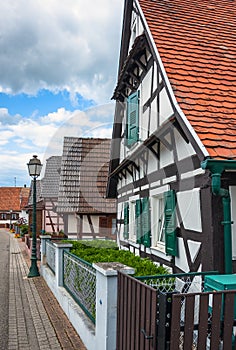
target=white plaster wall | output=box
[174,129,196,161]
[187,240,201,264]
[159,87,174,125]
[83,215,100,234]
[21,209,29,222]
[128,10,143,52]
[141,69,152,107]
[177,188,202,232]
[147,149,158,174]
[141,109,149,141]
[159,143,174,168]
[175,238,189,272]
[126,172,133,185]
[230,186,236,259]
[68,214,77,233]
[149,98,158,135]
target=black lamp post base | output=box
[28,259,40,278]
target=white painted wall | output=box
[159,143,174,168]
[159,87,174,124]
[175,238,189,271]
[174,129,196,161]
[177,188,202,232]
[68,214,77,233]
[83,215,100,234]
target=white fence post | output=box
[93,262,135,350]
[40,235,51,265]
[54,242,73,287]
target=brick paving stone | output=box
[18,236,87,350]
[8,235,62,350]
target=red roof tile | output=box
[138,0,236,159]
[0,187,30,211]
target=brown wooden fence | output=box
[170,290,236,350]
[117,272,158,350]
[117,272,236,350]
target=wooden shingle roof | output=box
[137,0,236,159]
[41,156,61,198]
[57,137,117,214]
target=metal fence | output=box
[136,271,218,294]
[46,241,56,274]
[63,251,96,323]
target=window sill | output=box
[150,246,172,261]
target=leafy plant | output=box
[68,240,168,277]
[20,224,28,236]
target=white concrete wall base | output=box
[40,265,96,350]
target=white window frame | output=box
[129,195,139,242]
[150,185,169,253]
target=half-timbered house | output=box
[57,137,117,238]
[41,156,64,234]
[107,0,236,274]
[0,186,30,228]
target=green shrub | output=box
[69,240,168,277]
[20,224,29,236]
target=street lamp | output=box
[27,155,43,278]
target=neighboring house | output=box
[57,137,117,238]
[107,0,236,274]
[40,156,64,234]
[26,180,44,236]
[0,186,30,228]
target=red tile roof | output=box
[0,187,30,211]
[138,0,236,159]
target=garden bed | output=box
[68,240,168,277]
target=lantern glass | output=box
[27,155,43,177]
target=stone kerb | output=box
[93,262,135,350]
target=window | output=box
[152,190,178,256]
[0,213,7,220]
[11,213,17,220]
[135,197,151,247]
[123,198,151,246]
[126,91,139,147]
[99,216,116,236]
[123,202,129,239]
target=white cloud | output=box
[0,0,123,103]
[0,103,115,185]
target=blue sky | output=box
[0,90,94,117]
[0,0,123,187]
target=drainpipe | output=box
[201,159,236,274]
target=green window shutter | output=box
[123,202,129,239]
[127,91,139,147]
[164,190,178,256]
[135,199,142,244]
[142,197,151,248]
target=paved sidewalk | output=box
[8,233,87,350]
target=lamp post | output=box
[27,155,43,278]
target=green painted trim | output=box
[201,159,236,175]
[136,270,219,281]
[201,159,236,274]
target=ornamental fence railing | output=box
[136,271,218,293]
[45,241,56,274]
[63,251,96,323]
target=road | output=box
[0,229,10,350]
